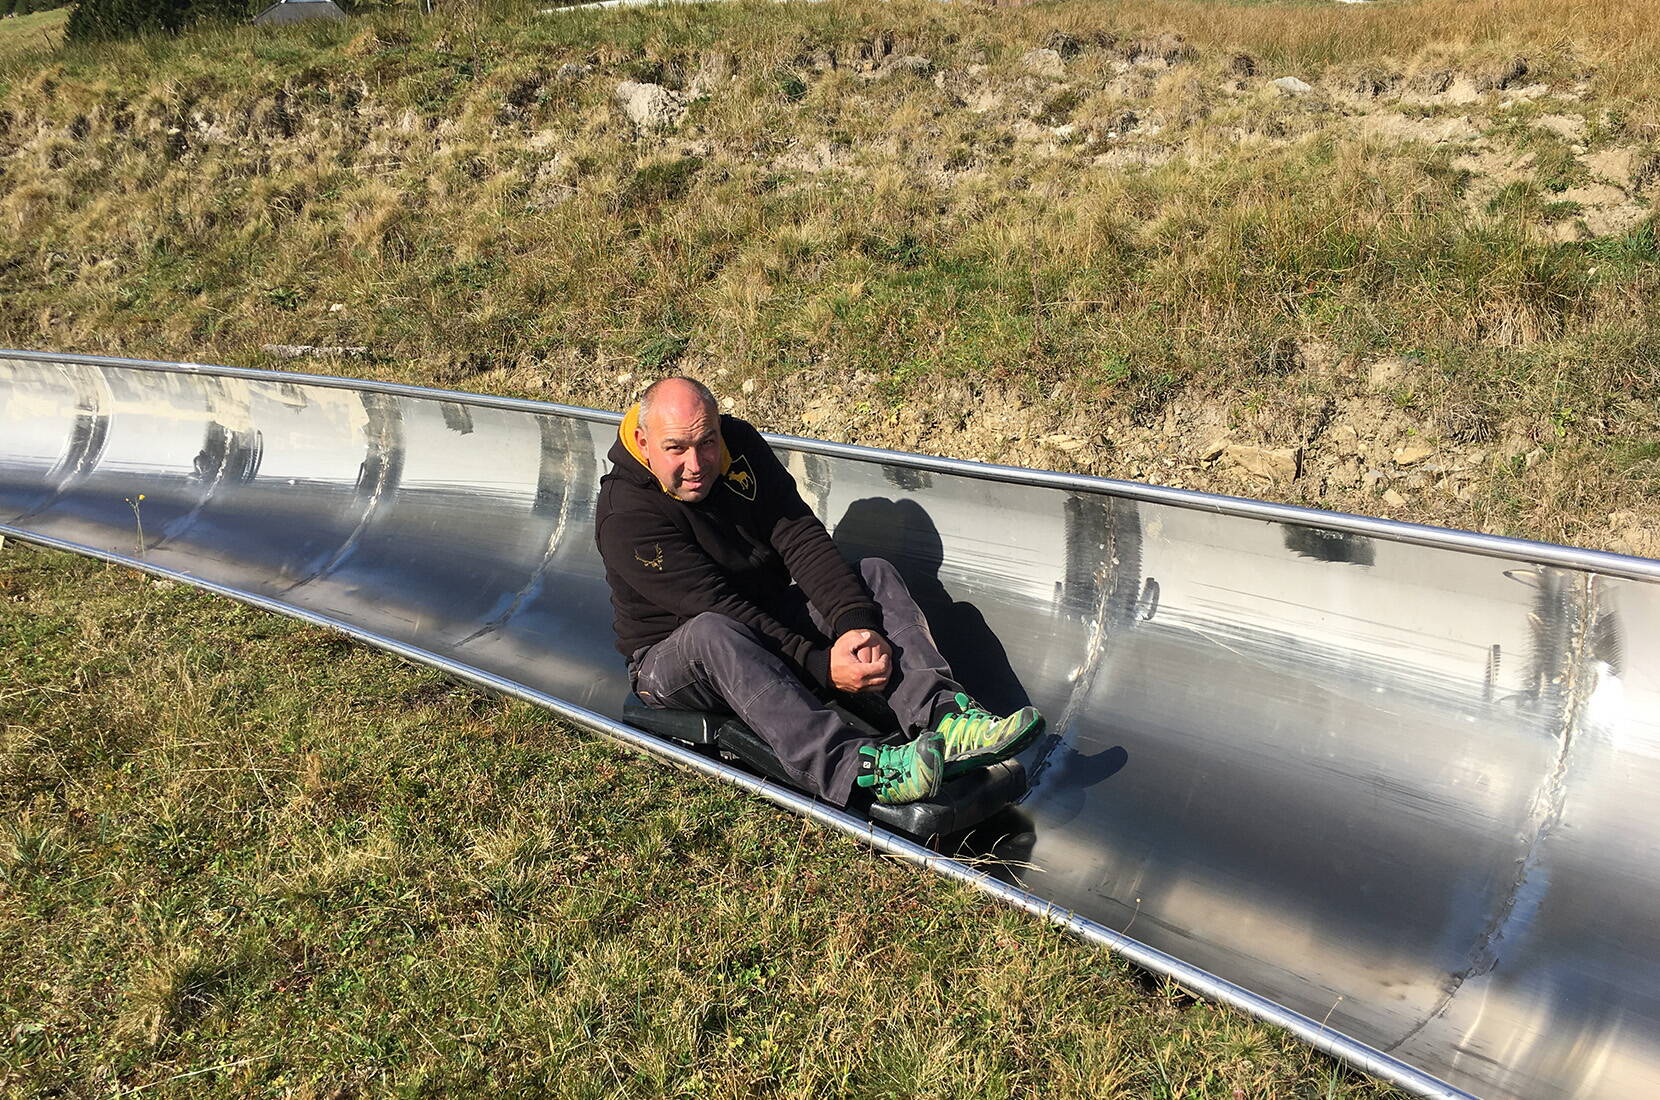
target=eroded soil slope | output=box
[1,0,1656,552]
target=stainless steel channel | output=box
[4,350,1658,1100]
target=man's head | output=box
[635,376,721,502]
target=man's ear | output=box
[633,425,649,453]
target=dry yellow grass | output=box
[0,0,1654,553]
[1098,0,1660,106]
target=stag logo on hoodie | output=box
[724,454,757,501]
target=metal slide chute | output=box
[4,351,1658,1100]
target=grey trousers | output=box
[630,557,962,806]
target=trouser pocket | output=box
[634,635,719,711]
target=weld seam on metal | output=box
[275,391,403,594]
[1383,572,1601,1056]
[4,362,112,528]
[148,379,232,553]
[457,428,579,646]
[1026,513,1118,790]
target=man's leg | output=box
[632,611,872,806]
[803,557,966,734]
[830,558,1044,775]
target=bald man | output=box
[596,377,1042,807]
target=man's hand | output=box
[830,629,891,694]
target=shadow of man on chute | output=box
[832,491,1135,873]
[831,494,1030,716]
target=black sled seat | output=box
[622,696,1027,838]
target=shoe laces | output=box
[939,692,999,751]
[872,742,911,780]
[858,741,915,789]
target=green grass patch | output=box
[1587,218,1660,267]
[620,155,707,211]
[0,543,1407,1098]
[0,7,66,62]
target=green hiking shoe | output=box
[855,730,944,805]
[935,692,1044,778]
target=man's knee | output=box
[857,557,908,602]
[858,556,900,587]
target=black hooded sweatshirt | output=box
[595,410,883,691]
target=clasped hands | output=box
[829,628,891,694]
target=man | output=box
[596,376,1042,807]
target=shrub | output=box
[65,0,251,42]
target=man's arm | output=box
[598,508,839,689]
[733,423,884,641]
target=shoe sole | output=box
[942,713,1044,779]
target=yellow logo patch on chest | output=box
[724,454,757,501]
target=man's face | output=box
[636,391,721,502]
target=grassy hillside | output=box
[0,7,67,60]
[2,0,1658,1094]
[0,0,1655,548]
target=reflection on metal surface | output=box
[4,350,1660,1100]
